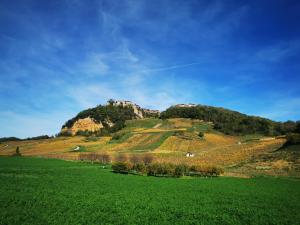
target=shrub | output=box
[174,164,189,177]
[198,132,204,138]
[132,163,147,174]
[85,136,100,142]
[78,152,98,161]
[59,131,72,137]
[112,162,132,174]
[162,163,175,176]
[115,154,128,163]
[286,133,300,145]
[76,130,93,137]
[190,165,224,177]
[146,163,160,176]
[97,153,111,164]
[142,154,153,165]
[174,130,184,136]
[111,132,124,140]
[12,146,21,157]
[130,155,141,164]
[111,161,223,178]
[147,163,175,177]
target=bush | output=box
[146,163,160,176]
[147,163,175,177]
[111,161,223,178]
[174,131,185,136]
[198,132,204,138]
[190,165,224,177]
[12,146,21,157]
[78,152,98,161]
[174,164,189,177]
[59,131,72,137]
[76,130,93,137]
[112,162,132,174]
[130,155,141,164]
[111,132,124,140]
[97,153,111,164]
[115,154,128,163]
[132,163,147,174]
[286,133,300,145]
[142,154,153,165]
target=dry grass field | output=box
[1,118,298,177]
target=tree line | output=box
[160,105,300,136]
[0,135,52,143]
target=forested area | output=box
[160,105,300,136]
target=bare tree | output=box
[115,154,128,163]
[142,154,153,165]
[130,154,141,164]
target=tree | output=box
[13,146,21,157]
[296,121,300,133]
[112,162,132,174]
[108,99,115,105]
[115,154,128,163]
[142,154,153,165]
[198,132,204,139]
[160,105,292,136]
[130,155,141,164]
[174,164,189,177]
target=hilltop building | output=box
[175,104,197,108]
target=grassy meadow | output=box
[0,156,300,225]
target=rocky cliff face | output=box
[61,117,103,135]
[110,100,144,118]
[61,100,160,136]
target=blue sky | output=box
[0,0,300,138]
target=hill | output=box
[61,100,299,137]
[60,100,159,136]
[2,118,298,177]
[1,100,299,178]
[161,104,300,136]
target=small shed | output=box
[73,146,80,151]
[186,152,194,157]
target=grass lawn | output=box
[0,157,300,225]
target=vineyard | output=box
[0,118,297,177]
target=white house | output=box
[73,146,80,151]
[186,152,194,157]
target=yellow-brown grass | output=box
[100,133,165,152]
[155,133,237,153]
[153,139,285,166]
[0,136,111,156]
[167,118,203,128]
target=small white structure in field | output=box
[73,146,80,151]
[237,141,242,145]
[186,152,194,157]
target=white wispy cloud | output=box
[139,62,201,73]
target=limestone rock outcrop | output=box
[61,117,103,135]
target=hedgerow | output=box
[111,161,223,178]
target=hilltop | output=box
[60,99,299,137]
[60,99,160,136]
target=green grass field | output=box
[1,157,300,225]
